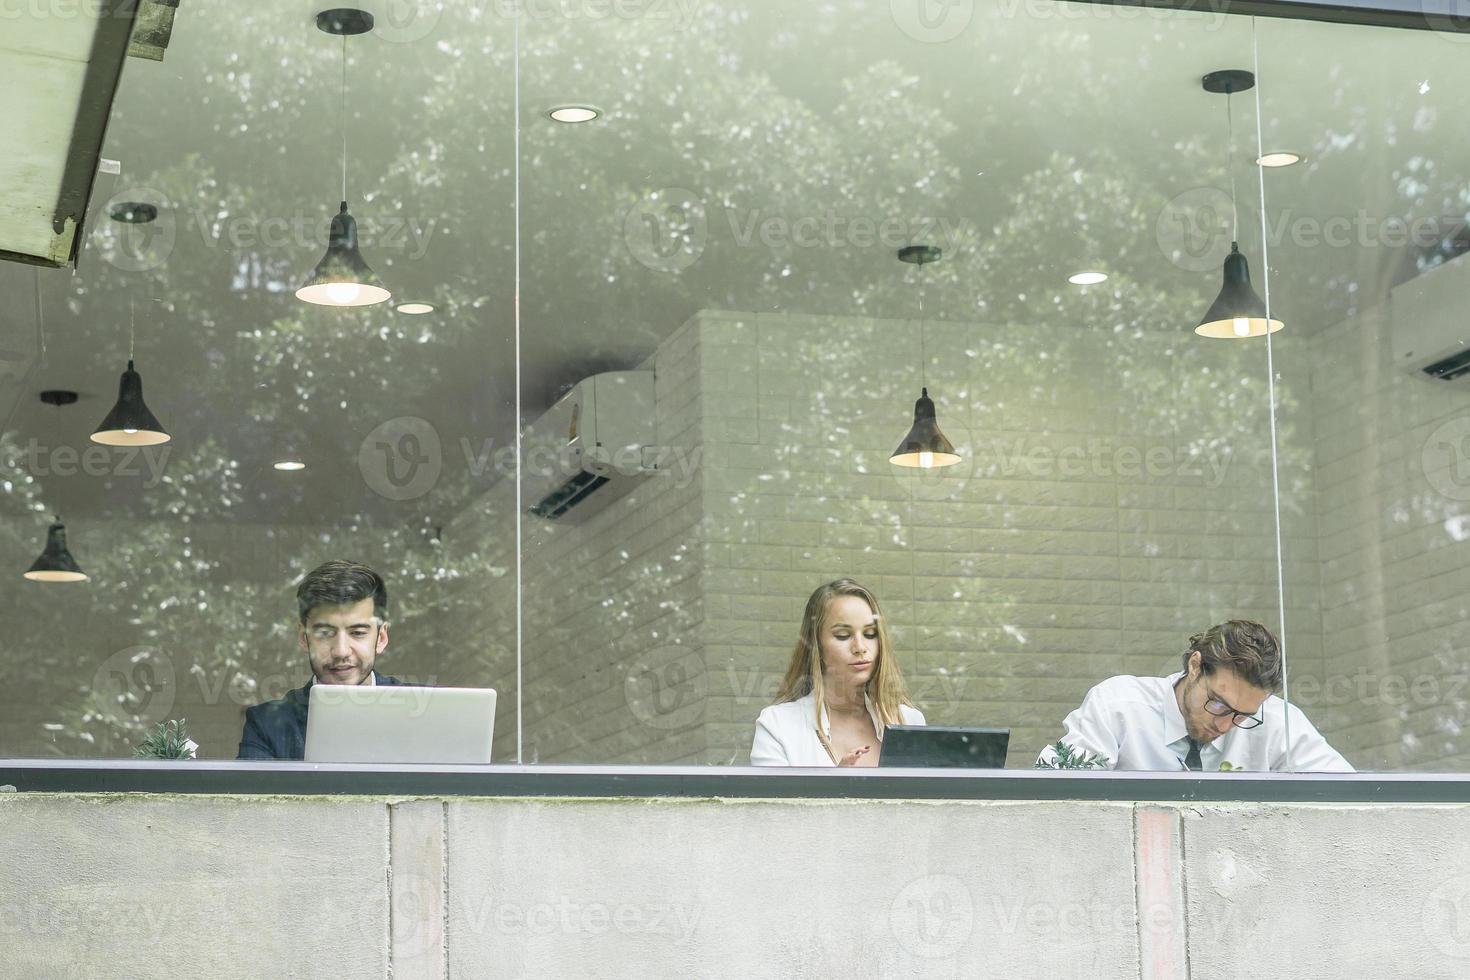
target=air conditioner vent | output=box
[530,472,610,519]
[521,371,655,520]
[1391,250,1470,384]
[1421,348,1470,382]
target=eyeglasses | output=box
[1203,693,1263,729]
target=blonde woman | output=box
[750,579,924,766]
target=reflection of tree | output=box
[2,4,1321,758]
[0,8,518,753]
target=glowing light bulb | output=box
[1256,152,1302,168]
[123,427,138,434]
[1233,317,1251,337]
[919,451,935,468]
[549,105,600,123]
[325,282,362,305]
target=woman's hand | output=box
[837,745,871,766]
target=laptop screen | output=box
[878,725,1011,768]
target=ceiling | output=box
[0,0,135,265]
[1,0,1467,529]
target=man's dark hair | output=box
[296,560,388,625]
[1183,620,1282,692]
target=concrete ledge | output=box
[9,760,1470,803]
[0,796,388,978]
[445,798,1139,976]
[1182,804,1470,979]
[3,794,1465,977]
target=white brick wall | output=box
[1300,304,1470,770]
[694,309,1310,766]
[443,307,1337,767]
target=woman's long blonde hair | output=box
[774,578,915,727]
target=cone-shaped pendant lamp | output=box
[891,245,961,469]
[892,386,960,468]
[295,201,391,307]
[93,359,170,446]
[297,9,391,308]
[25,520,88,583]
[1194,69,1283,340]
[92,298,170,447]
[1195,241,1283,338]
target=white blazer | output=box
[750,692,926,766]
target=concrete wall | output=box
[1,792,1464,978]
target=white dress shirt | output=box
[750,692,926,766]
[1037,672,1353,772]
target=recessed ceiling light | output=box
[1256,152,1302,168]
[548,105,600,123]
[396,302,434,315]
[109,202,157,224]
[273,460,306,472]
[1068,271,1108,285]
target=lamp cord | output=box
[919,276,927,390]
[513,8,524,765]
[341,34,348,203]
[129,297,135,361]
[35,267,46,366]
[0,270,45,439]
[1227,89,1238,242]
[1250,24,1291,769]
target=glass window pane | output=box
[516,2,1285,770]
[1262,16,1470,772]
[1,4,516,761]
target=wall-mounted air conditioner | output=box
[523,371,656,519]
[1392,252,1470,382]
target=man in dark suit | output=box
[237,559,407,760]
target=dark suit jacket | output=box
[236,672,407,760]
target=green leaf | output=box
[1034,740,1108,770]
[134,718,194,760]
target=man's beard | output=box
[313,660,369,684]
[1177,675,1219,742]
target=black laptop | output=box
[879,725,1011,768]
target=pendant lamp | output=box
[1194,69,1282,340]
[891,245,961,469]
[32,392,91,580]
[25,520,88,583]
[92,299,170,446]
[296,8,391,308]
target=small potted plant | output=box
[1034,740,1109,770]
[134,718,198,760]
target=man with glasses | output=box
[236,559,408,760]
[1038,620,1351,771]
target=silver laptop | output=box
[303,685,497,763]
